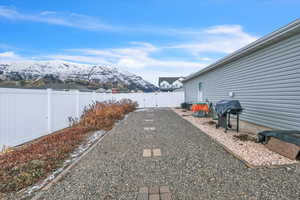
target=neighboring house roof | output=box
[183,18,300,83]
[172,80,183,87]
[160,80,171,88]
[158,77,183,86]
[96,88,106,93]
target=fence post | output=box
[155,92,158,107]
[110,92,114,101]
[75,90,80,120]
[47,88,52,134]
[91,91,96,102]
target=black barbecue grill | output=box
[215,100,243,133]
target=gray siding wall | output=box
[184,33,300,130]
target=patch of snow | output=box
[134,108,151,112]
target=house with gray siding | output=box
[182,19,300,130]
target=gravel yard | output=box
[23,108,300,200]
[172,108,297,167]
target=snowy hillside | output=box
[0,61,158,91]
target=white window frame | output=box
[197,82,203,102]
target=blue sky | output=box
[0,0,299,84]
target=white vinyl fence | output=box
[0,88,184,149]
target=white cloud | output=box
[0,6,189,34]
[47,42,202,70]
[0,51,23,61]
[42,24,258,83]
[46,54,112,66]
[0,5,260,54]
[198,57,213,61]
[0,9,258,84]
[204,25,245,35]
[169,25,258,56]
[40,11,57,16]
[0,6,116,31]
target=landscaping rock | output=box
[25,109,300,200]
[0,192,8,200]
[173,108,297,167]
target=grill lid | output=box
[215,100,243,115]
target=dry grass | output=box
[203,120,217,126]
[0,99,138,194]
[233,134,257,142]
[79,99,137,131]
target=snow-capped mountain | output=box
[0,61,158,91]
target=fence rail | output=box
[0,88,184,149]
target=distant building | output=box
[158,77,184,91]
[0,71,6,80]
[95,88,106,93]
[111,88,118,94]
[106,89,112,93]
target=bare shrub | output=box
[79,99,138,130]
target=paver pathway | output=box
[36,108,300,200]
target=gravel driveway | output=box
[34,108,300,200]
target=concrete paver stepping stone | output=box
[160,186,170,193]
[160,186,172,200]
[138,186,172,200]
[137,193,148,200]
[143,149,152,157]
[145,119,154,122]
[149,194,160,200]
[137,187,149,200]
[139,187,148,193]
[144,127,156,131]
[149,186,160,194]
[160,192,172,200]
[153,149,162,157]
